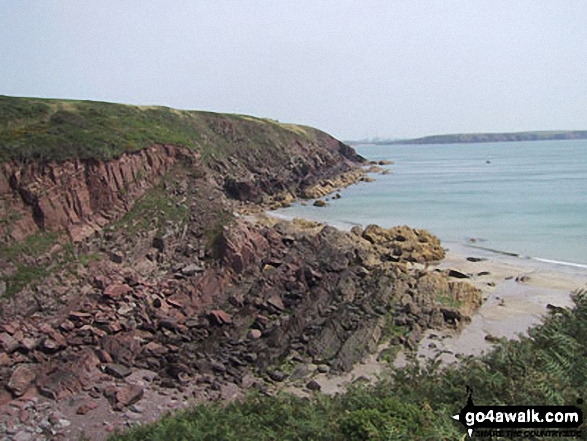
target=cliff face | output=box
[0,145,194,243]
[0,97,483,439]
[0,98,363,245]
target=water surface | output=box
[274,140,587,267]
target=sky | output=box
[1,1,586,140]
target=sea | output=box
[272,139,587,273]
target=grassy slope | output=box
[0,95,320,163]
[110,291,587,441]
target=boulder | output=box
[7,365,36,397]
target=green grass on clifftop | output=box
[0,95,319,163]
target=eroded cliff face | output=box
[0,151,483,439]
[0,106,485,440]
[0,145,195,244]
[0,128,363,246]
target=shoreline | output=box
[263,209,587,392]
[408,248,585,364]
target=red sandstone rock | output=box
[7,365,36,397]
[0,145,191,243]
[209,310,232,325]
[76,400,99,415]
[103,283,132,299]
[0,332,19,353]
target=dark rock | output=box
[466,257,486,262]
[447,269,470,279]
[152,236,165,252]
[109,251,124,263]
[313,199,327,207]
[306,379,321,391]
[209,310,232,325]
[103,363,132,379]
[268,370,287,382]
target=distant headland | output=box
[347,130,587,146]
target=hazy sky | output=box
[2,1,586,140]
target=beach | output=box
[266,210,587,395]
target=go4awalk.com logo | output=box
[452,387,584,438]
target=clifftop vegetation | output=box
[0,95,330,163]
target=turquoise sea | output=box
[273,140,587,269]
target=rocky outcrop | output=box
[360,224,445,263]
[0,145,196,243]
[0,101,485,439]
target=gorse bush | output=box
[110,291,587,440]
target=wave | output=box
[532,257,587,269]
[465,243,587,269]
[464,244,521,258]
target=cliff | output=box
[0,96,482,440]
[0,96,363,244]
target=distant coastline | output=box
[347,130,587,146]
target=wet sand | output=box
[398,247,587,366]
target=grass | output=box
[0,95,327,164]
[109,290,587,440]
[0,230,100,298]
[435,290,462,309]
[108,174,190,237]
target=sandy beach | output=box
[403,247,587,365]
[266,212,587,395]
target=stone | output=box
[306,379,321,391]
[103,363,132,379]
[247,329,262,340]
[0,332,19,353]
[266,294,284,311]
[115,384,144,408]
[181,263,204,276]
[76,400,99,415]
[209,310,232,325]
[313,199,327,207]
[268,370,286,382]
[0,352,11,366]
[103,283,133,299]
[109,251,124,263]
[447,269,470,279]
[7,365,36,397]
[316,364,330,374]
